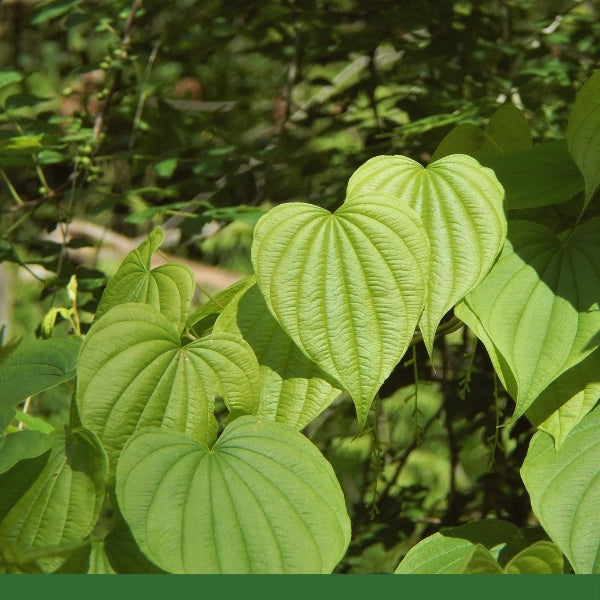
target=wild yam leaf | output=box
[95,227,194,334]
[116,416,351,573]
[214,277,343,429]
[77,303,260,476]
[521,405,600,573]
[251,197,429,426]
[0,428,106,574]
[567,70,600,210]
[346,153,506,354]
[464,218,600,418]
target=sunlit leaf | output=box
[251,196,429,425]
[394,533,503,574]
[504,541,564,574]
[214,277,343,429]
[464,218,600,418]
[95,227,195,334]
[116,416,351,573]
[77,303,260,476]
[526,348,600,449]
[346,153,506,354]
[567,70,600,209]
[0,428,106,573]
[521,406,600,573]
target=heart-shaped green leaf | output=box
[0,428,106,574]
[214,277,343,429]
[346,154,506,354]
[464,218,600,418]
[95,227,195,334]
[116,416,351,573]
[504,541,564,574]
[567,70,600,209]
[251,197,429,425]
[0,337,81,410]
[431,104,532,162]
[77,303,260,475]
[521,405,600,573]
[394,533,503,574]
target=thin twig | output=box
[92,0,143,143]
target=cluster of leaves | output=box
[0,69,599,573]
[1,0,600,575]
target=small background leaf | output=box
[214,278,344,429]
[0,428,106,574]
[567,70,600,209]
[95,227,195,333]
[0,337,81,410]
[504,541,564,574]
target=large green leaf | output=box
[456,301,600,448]
[95,227,195,334]
[521,406,600,573]
[567,70,600,209]
[214,277,343,429]
[394,533,503,574]
[481,141,584,210]
[0,428,106,574]
[431,105,532,162]
[251,196,429,425]
[464,218,600,418]
[0,337,81,410]
[116,416,351,573]
[77,303,260,475]
[346,154,506,354]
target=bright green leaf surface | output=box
[346,153,506,353]
[0,428,106,573]
[526,348,600,449]
[394,533,503,574]
[504,541,564,574]
[0,337,81,410]
[116,416,351,573]
[0,430,51,475]
[567,70,600,209]
[0,134,44,154]
[77,303,260,474]
[521,406,600,573]
[95,227,195,334]
[464,218,600,418]
[251,197,429,425]
[215,278,343,429]
[482,140,584,210]
[457,300,599,448]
